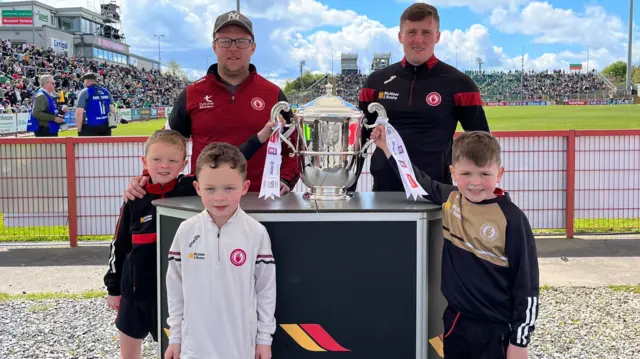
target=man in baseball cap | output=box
[213,10,254,39]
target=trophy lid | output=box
[295,83,363,118]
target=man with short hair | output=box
[76,72,115,136]
[26,74,67,137]
[351,3,490,191]
[125,10,300,200]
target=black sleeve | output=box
[103,201,133,296]
[168,88,190,138]
[175,175,198,197]
[387,157,457,205]
[238,134,263,161]
[505,209,540,347]
[347,75,379,192]
[454,76,490,132]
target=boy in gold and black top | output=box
[371,129,539,359]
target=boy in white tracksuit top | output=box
[165,142,276,359]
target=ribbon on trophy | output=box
[375,117,428,200]
[259,120,283,200]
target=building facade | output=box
[0,1,158,71]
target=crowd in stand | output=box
[467,69,613,101]
[317,69,613,104]
[0,38,187,114]
[335,73,366,104]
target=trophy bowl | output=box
[271,83,385,200]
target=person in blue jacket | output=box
[75,72,115,136]
[26,74,67,137]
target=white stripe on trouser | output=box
[516,296,537,345]
[108,239,116,272]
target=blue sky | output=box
[39,0,639,85]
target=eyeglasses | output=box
[214,38,253,49]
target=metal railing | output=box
[1,130,639,245]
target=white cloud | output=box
[398,0,529,13]
[490,2,627,49]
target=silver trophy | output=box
[271,83,387,200]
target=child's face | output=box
[194,163,249,221]
[450,157,504,203]
[141,142,188,185]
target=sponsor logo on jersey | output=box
[230,248,247,266]
[199,95,215,109]
[188,252,206,260]
[139,214,152,223]
[251,97,266,111]
[426,92,441,106]
[188,234,200,248]
[383,75,396,84]
[378,91,399,100]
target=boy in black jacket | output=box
[104,123,277,359]
[371,128,539,359]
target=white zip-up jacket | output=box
[165,207,276,359]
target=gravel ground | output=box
[0,287,638,359]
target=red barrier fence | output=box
[1,130,639,246]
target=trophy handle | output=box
[270,101,297,155]
[359,102,388,157]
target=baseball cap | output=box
[213,10,254,39]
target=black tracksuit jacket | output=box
[352,55,490,191]
[103,135,263,300]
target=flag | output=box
[569,63,582,70]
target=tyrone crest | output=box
[426,92,441,106]
[251,97,266,111]
[230,248,247,266]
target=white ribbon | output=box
[375,117,428,200]
[259,121,283,200]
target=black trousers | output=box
[79,125,111,136]
[443,306,512,359]
[34,127,58,137]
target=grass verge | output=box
[608,285,640,294]
[0,290,106,301]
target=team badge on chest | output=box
[230,248,247,266]
[426,92,441,106]
[251,97,265,111]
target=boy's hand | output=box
[506,344,528,359]
[124,175,148,202]
[258,116,287,144]
[164,343,181,359]
[106,295,120,311]
[370,125,391,158]
[255,344,271,359]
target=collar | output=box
[202,205,244,226]
[207,63,257,84]
[145,177,177,195]
[401,54,438,70]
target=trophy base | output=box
[303,187,353,201]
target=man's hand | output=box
[370,125,391,158]
[255,344,271,359]
[506,344,528,359]
[280,180,291,195]
[106,295,120,311]
[164,343,181,359]
[257,116,286,144]
[124,176,148,202]
[54,116,65,124]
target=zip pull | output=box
[217,230,221,262]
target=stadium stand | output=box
[0,38,187,114]
[467,69,616,102]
